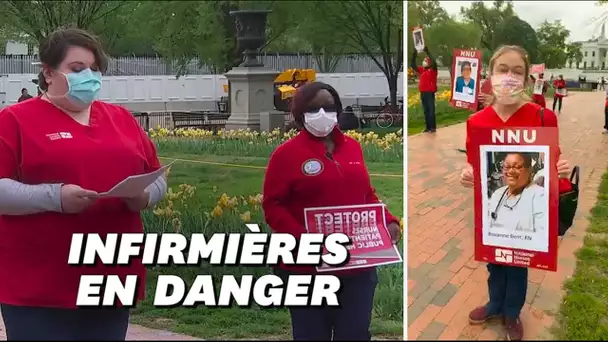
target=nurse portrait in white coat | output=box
[488,152,546,234]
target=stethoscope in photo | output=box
[490,187,524,222]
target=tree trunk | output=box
[387,72,399,113]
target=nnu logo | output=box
[46,132,73,141]
[495,248,513,263]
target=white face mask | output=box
[303,108,338,137]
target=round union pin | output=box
[302,159,323,176]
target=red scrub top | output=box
[0,98,160,308]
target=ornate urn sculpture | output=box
[230,9,271,67]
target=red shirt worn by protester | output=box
[466,103,567,192]
[553,79,567,98]
[478,79,492,107]
[262,128,399,275]
[532,93,546,108]
[0,98,160,308]
[480,78,492,95]
[416,57,438,93]
[531,78,547,108]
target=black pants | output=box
[274,268,378,341]
[420,91,436,131]
[485,263,527,319]
[552,96,563,112]
[604,107,608,130]
[1,304,130,340]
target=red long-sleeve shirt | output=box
[262,128,399,275]
[416,66,438,93]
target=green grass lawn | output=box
[358,125,403,136]
[555,169,608,340]
[131,144,404,339]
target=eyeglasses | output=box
[502,165,525,172]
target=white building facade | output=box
[579,23,608,70]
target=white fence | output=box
[0,72,403,108]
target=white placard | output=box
[533,79,544,95]
[412,27,425,52]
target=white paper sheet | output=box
[99,161,175,198]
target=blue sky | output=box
[439,1,608,43]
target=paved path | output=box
[407,91,608,340]
[0,314,201,340]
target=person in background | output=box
[410,46,438,133]
[262,82,401,341]
[460,45,572,341]
[17,88,33,103]
[0,28,168,340]
[601,76,606,91]
[529,73,548,108]
[552,74,567,114]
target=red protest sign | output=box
[530,63,545,74]
[304,203,402,272]
[468,127,559,271]
[450,48,483,111]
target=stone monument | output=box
[224,9,280,131]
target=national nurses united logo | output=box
[302,159,323,176]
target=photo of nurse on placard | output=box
[452,57,478,103]
[412,26,425,52]
[480,145,550,253]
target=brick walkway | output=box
[407,91,608,340]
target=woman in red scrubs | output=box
[262,82,401,341]
[0,28,167,340]
[552,74,567,114]
[459,45,572,341]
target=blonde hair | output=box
[485,45,531,107]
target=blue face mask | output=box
[63,68,102,108]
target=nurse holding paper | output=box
[0,27,167,340]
